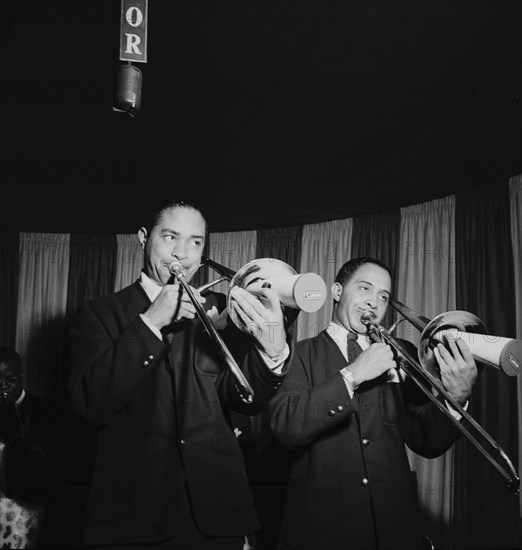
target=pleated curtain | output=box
[298,218,353,341]
[351,209,401,329]
[396,196,456,549]
[0,233,18,348]
[256,226,303,342]
[114,234,144,292]
[15,233,70,399]
[453,184,520,549]
[509,175,522,519]
[1,176,521,549]
[207,230,257,294]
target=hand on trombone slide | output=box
[229,286,287,360]
[346,343,397,387]
[144,283,207,330]
[347,336,477,405]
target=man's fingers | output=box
[231,301,257,333]
[444,337,462,360]
[455,338,474,364]
[254,287,281,312]
[230,288,264,323]
[433,345,445,366]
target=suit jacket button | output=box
[180,439,186,445]
[337,405,344,412]
[148,355,154,361]
[361,478,369,486]
[362,438,370,446]
[142,360,150,367]
[328,410,335,417]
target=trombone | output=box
[361,298,521,494]
[168,257,327,404]
[168,260,255,403]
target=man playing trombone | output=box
[269,257,478,550]
[69,199,290,549]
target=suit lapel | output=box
[320,330,349,376]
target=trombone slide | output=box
[365,304,521,494]
[168,261,255,403]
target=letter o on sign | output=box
[126,7,143,27]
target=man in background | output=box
[0,346,83,548]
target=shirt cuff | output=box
[140,313,163,341]
[445,399,468,421]
[341,367,358,398]
[257,343,290,375]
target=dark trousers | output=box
[82,492,245,550]
[86,534,245,550]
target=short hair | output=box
[0,347,22,371]
[334,257,392,287]
[143,200,207,234]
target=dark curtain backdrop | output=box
[190,240,212,289]
[0,233,18,349]
[251,225,303,550]
[351,209,401,329]
[256,226,303,265]
[1,180,521,549]
[65,235,118,321]
[453,184,521,548]
[61,234,118,402]
[256,225,303,342]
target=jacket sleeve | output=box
[269,345,358,450]
[391,338,464,458]
[215,334,293,416]
[399,371,464,458]
[68,299,167,425]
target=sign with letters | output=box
[119,0,148,63]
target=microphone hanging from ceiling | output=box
[113,0,148,117]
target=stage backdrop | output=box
[1,176,521,549]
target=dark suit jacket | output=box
[270,330,462,550]
[69,281,287,545]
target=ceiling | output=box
[1,0,521,235]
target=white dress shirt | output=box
[327,321,401,398]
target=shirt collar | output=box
[15,389,25,406]
[327,321,401,383]
[139,271,164,302]
[327,321,371,359]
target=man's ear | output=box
[331,282,342,303]
[137,227,148,249]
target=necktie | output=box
[346,332,363,364]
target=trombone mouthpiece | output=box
[168,261,184,277]
[361,311,376,325]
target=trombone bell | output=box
[418,311,521,378]
[370,301,521,493]
[227,259,327,332]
